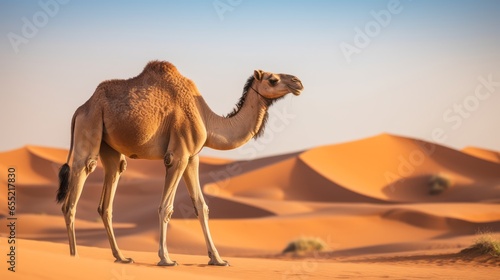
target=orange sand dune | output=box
[206,134,500,206]
[0,134,500,279]
[299,134,500,203]
[0,145,65,185]
[462,146,500,164]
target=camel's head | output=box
[252,70,304,99]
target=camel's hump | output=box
[143,60,178,75]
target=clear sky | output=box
[1,0,499,159]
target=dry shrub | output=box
[461,233,500,257]
[428,174,450,195]
[282,237,328,254]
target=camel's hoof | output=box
[157,260,178,266]
[208,260,230,266]
[115,258,134,264]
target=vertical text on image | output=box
[6,167,17,272]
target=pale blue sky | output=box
[1,0,500,159]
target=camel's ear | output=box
[254,70,264,81]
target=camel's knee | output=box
[163,151,174,168]
[119,159,127,174]
[158,205,174,223]
[86,157,98,174]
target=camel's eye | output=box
[269,78,279,86]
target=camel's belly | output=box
[103,121,170,160]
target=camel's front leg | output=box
[157,151,188,266]
[183,155,229,266]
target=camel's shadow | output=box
[127,261,212,268]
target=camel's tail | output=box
[56,113,77,204]
[57,163,70,203]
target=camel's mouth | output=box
[288,77,304,96]
[289,86,303,96]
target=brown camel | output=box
[56,60,304,266]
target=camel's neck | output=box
[196,87,270,150]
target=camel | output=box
[56,60,304,266]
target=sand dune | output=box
[0,133,499,279]
[205,134,500,208]
[298,134,500,203]
[462,146,500,164]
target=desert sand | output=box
[0,133,499,279]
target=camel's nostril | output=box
[291,77,303,88]
[292,78,304,90]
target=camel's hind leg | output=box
[61,112,102,257]
[97,141,133,263]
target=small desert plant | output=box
[461,234,500,257]
[282,236,328,254]
[428,174,450,195]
